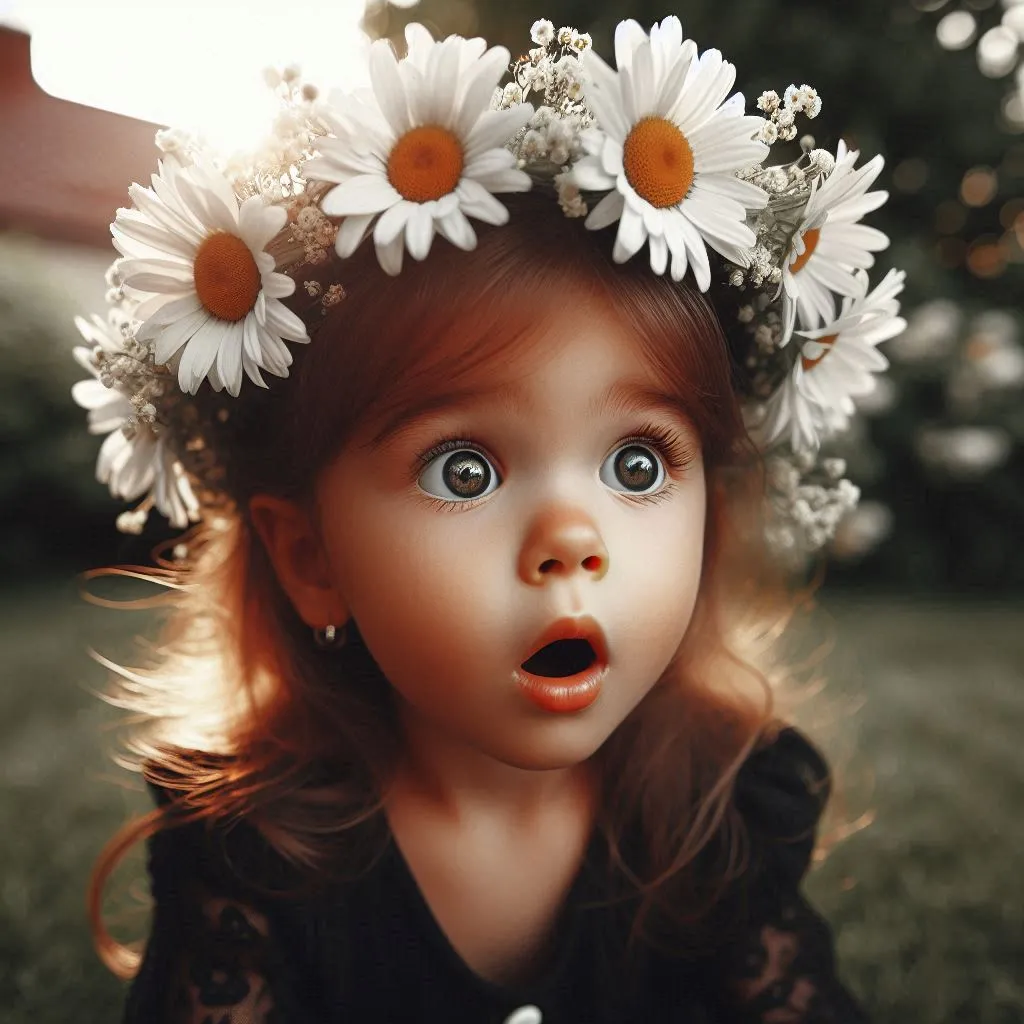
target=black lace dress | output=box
[121,727,869,1024]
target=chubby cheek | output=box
[605,488,706,706]
[322,493,513,700]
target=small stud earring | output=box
[312,621,348,649]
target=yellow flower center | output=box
[193,232,261,322]
[387,126,465,203]
[801,333,838,372]
[622,117,694,209]
[790,228,821,275]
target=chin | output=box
[486,721,613,772]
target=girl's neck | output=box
[388,698,599,828]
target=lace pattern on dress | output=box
[166,882,280,1024]
[726,892,865,1022]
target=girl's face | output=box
[314,299,707,771]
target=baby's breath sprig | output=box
[756,83,822,145]
[764,450,860,564]
[500,16,595,194]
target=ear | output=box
[248,494,349,629]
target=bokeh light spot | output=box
[960,166,998,207]
[936,10,978,49]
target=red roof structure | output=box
[0,27,162,249]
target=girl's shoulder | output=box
[729,724,833,892]
[140,755,322,903]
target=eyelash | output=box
[413,421,697,512]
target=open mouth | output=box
[520,638,599,678]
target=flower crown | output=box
[71,16,906,560]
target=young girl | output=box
[76,16,900,1023]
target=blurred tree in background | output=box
[4,0,1022,589]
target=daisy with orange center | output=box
[304,25,535,276]
[112,158,309,397]
[754,268,907,452]
[566,15,769,291]
[778,140,890,346]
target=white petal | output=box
[243,313,264,366]
[628,40,656,119]
[806,257,863,298]
[687,111,763,155]
[464,106,534,161]
[238,197,287,253]
[335,213,375,258]
[689,173,768,212]
[375,231,406,276]
[152,308,211,365]
[649,232,669,275]
[112,210,195,261]
[823,222,890,254]
[405,203,436,260]
[179,318,226,395]
[614,19,647,71]
[662,215,690,281]
[584,190,626,231]
[425,37,463,127]
[216,320,245,397]
[242,349,270,389]
[673,211,712,291]
[261,271,295,299]
[321,175,403,217]
[374,200,415,247]
[257,324,293,374]
[583,72,630,143]
[122,268,195,294]
[176,173,238,236]
[692,133,768,175]
[612,204,647,263]
[466,165,531,194]
[463,147,517,180]
[127,183,205,246]
[436,207,477,250]
[264,299,309,342]
[369,40,411,136]
[619,62,639,125]
[570,154,617,192]
[682,195,755,251]
[601,135,624,177]
[136,293,204,335]
[455,179,509,225]
[454,45,511,138]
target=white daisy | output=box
[779,140,889,343]
[71,314,200,529]
[304,26,535,276]
[112,157,309,398]
[755,268,907,452]
[566,16,769,291]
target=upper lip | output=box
[521,614,609,668]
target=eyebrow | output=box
[364,377,696,450]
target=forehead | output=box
[362,308,689,448]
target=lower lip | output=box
[513,662,607,714]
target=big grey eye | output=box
[418,448,500,502]
[599,443,665,494]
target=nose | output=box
[518,506,609,585]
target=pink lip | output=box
[513,615,609,713]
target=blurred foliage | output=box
[0,242,162,577]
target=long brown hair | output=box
[86,186,825,977]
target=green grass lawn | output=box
[2,577,1022,1022]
